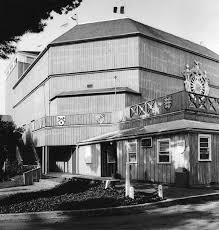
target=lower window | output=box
[127,140,137,163]
[157,138,171,163]
[198,134,211,161]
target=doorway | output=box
[101,141,117,177]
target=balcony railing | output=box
[130,90,219,119]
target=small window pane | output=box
[129,153,137,163]
[128,143,136,152]
[200,142,208,148]
[200,137,209,143]
[159,155,169,163]
[200,154,209,160]
[159,141,169,152]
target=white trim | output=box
[198,134,212,161]
[141,137,152,147]
[157,138,171,164]
[126,139,138,164]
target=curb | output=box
[0,192,219,221]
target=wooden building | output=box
[5,19,219,184]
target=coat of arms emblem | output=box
[96,113,105,124]
[163,96,172,110]
[57,116,66,126]
[183,61,210,96]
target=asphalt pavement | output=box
[0,200,218,230]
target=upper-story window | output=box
[198,134,211,161]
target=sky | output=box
[1,0,219,114]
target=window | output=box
[107,142,116,163]
[141,138,152,148]
[87,84,93,88]
[157,139,171,163]
[198,134,211,161]
[127,140,137,163]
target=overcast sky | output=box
[1,0,219,114]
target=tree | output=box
[0,120,24,180]
[0,0,83,59]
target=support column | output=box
[45,146,49,174]
[42,146,45,174]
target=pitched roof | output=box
[78,119,219,145]
[51,18,219,61]
[50,87,140,101]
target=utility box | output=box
[175,168,189,187]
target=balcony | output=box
[129,90,219,119]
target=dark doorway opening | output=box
[101,141,117,177]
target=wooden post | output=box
[44,146,49,174]
[42,146,45,174]
[125,146,130,197]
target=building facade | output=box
[5,18,219,184]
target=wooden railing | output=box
[32,112,112,131]
[130,91,219,118]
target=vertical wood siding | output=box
[49,70,139,100]
[139,37,219,97]
[49,37,139,75]
[189,133,219,185]
[139,70,184,101]
[78,144,101,177]
[45,125,117,146]
[14,85,46,127]
[117,133,190,183]
[45,113,112,126]
[53,94,126,115]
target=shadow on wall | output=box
[19,129,39,165]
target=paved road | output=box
[0,200,219,230]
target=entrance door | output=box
[101,142,117,177]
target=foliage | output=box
[0,0,83,59]
[0,120,23,181]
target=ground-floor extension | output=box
[77,119,219,186]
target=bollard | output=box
[129,186,134,199]
[158,184,163,199]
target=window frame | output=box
[157,138,171,164]
[127,140,138,164]
[198,134,212,162]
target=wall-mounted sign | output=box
[163,96,172,110]
[57,116,66,126]
[183,61,210,96]
[96,113,105,124]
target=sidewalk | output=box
[0,179,60,200]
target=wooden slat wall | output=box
[53,94,125,115]
[49,69,139,100]
[49,37,139,75]
[189,133,219,185]
[139,70,184,101]
[14,51,49,105]
[14,85,46,127]
[32,128,46,147]
[117,133,189,183]
[139,37,219,97]
[77,144,101,177]
[45,113,112,126]
[44,124,117,146]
